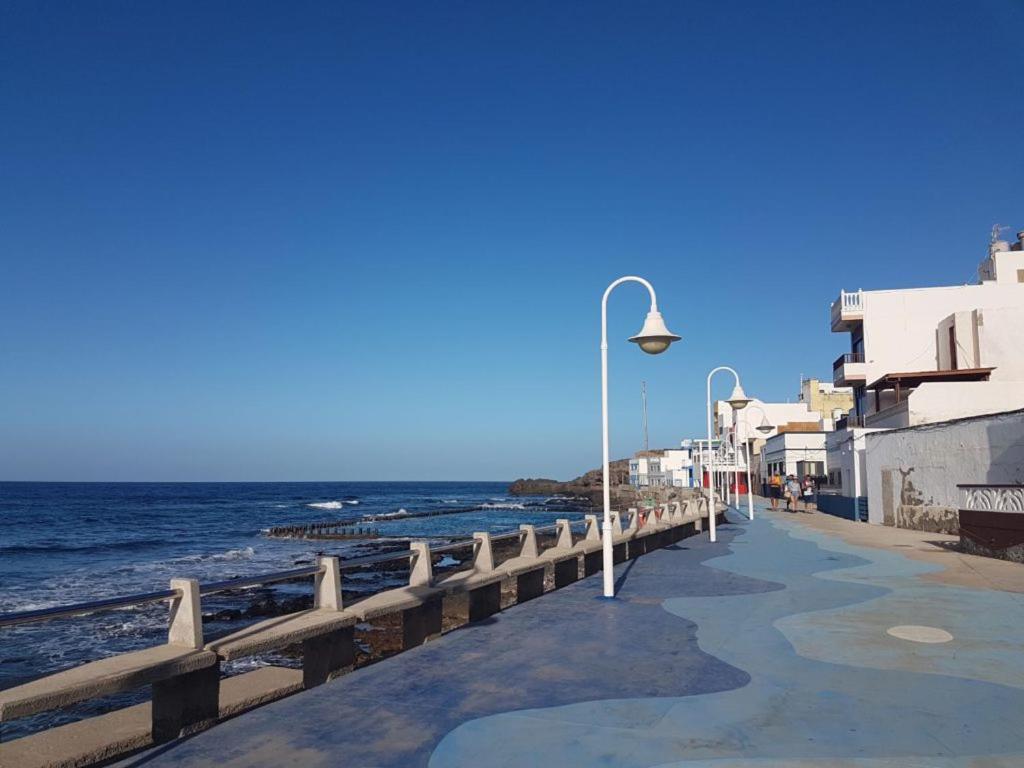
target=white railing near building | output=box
[830,289,864,327]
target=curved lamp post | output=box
[705,366,750,542]
[601,276,680,597]
[739,403,774,520]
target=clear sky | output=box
[2,1,1022,482]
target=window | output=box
[1018,269,1024,283]
[948,326,957,370]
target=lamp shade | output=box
[628,310,681,355]
[727,383,752,410]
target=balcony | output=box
[834,413,867,430]
[833,351,866,386]
[830,289,864,332]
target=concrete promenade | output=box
[120,505,1024,767]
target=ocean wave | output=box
[442,499,459,504]
[306,500,359,510]
[169,546,255,564]
[479,502,526,510]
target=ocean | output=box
[0,481,585,738]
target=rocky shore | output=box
[508,459,689,509]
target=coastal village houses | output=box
[823,230,1024,527]
[694,228,1023,539]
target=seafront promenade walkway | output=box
[119,505,1024,767]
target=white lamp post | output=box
[739,404,774,520]
[600,276,680,598]
[705,366,750,543]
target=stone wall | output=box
[864,408,1024,533]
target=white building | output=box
[825,230,1024,521]
[762,432,827,480]
[628,443,697,488]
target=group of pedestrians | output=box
[766,472,815,512]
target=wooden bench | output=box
[0,579,219,745]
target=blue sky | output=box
[2,1,1022,481]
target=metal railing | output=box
[0,520,582,630]
[832,351,865,370]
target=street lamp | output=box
[705,366,748,543]
[739,403,774,520]
[600,277,680,597]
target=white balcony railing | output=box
[830,289,864,330]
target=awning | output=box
[866,367,995,391]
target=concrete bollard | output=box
[610,511,624,536]
[472,532,495,572]
[555,519,573,549]
[409,541,434,587]
[584,514,601,541]
[518,525,539,558]
[168,578,203,650]
[314,556,343,611]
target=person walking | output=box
[785,474,802,513]
[801,474,815,512]
[768,472,782,510]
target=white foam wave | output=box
[171,546,256,564]
[442,499,459,504]
[307,501,344,510]
[480,502,526,510]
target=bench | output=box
[349,543,444,652]
[435,533,506,626]
[205,557,357,689]
[0,579,219,745]
[497,525,549,605]
[539,519,584,588]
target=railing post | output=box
[472,532,495,571]
[168,578,203,649]
[610,510,624,535]
[314,556,343,611]
[409,541,434,587]
[555,518,573,549]
[519,525,539,558]
[584,514,601,541]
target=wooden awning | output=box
[866,367,995,391]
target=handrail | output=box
[0,589,181,628]
[832,351,865,369]
[0,518,591,629]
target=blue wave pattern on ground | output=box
[112,525,772,767]
[429,509,1024,766]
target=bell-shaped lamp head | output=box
[756,415,774,434]
[727,382,752,410]
[628,310,681,355]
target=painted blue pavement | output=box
[121,507,1024,767]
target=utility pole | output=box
[641,380,649,452]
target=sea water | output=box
[0,481,584,737]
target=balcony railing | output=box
[830,289,864,329]
[835,413,867,429]
[833,351,865,371]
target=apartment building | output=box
[825,230,1024,520]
